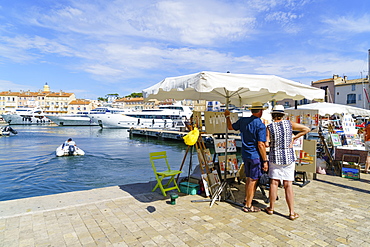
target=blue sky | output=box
[1,0,370,100]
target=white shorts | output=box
[268,161,295,182]
[365,141,370,155]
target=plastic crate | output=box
[341,167,360,179]
[179,182,199,195]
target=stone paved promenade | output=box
[0,173,369,246]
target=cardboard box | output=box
[179,182,199,195]
[341,167,360,179]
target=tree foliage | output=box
[125,92,142,98]
[97,92,142,101]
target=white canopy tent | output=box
[287,102,370,116]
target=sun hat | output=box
[271,105,287,114]
[248,102,268,110]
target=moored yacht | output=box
[88,104,193,129]
[1,108,52,125]
[46,107,134,126]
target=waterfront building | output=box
[44,90,76,114]
[67,99,95,114]
[0,83,77,115]
[113,97,147,110]
[274,74,370,110]
[333,76,370,110]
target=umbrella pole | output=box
[221,97,230,200]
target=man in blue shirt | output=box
[225,102,268,212]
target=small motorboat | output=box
[56,144,85,157]
[1,125,18,136]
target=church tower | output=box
[43,82,50,92]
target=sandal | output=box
[265,207,274,215]
[289,213,299,221]
[242,206,261,213]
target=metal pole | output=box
[224,96,230,182]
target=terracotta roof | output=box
[0,90,73,97]
[336,78,369,86]
[69,100,91,105]
[116,97,144,103]
[46,92,73,97]
[312,78,333,83]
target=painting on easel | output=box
[218,154,238,178]
[214,139,237,153]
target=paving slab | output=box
[0,173,370,246]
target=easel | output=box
[177,112,242,207]
[208,134,241,207]
[318,125,336,174]
[176,114,218,198]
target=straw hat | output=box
[248,102,268,110]
[271,105,287,114]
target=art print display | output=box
[330,134,342,146]
[345,134,361,147]
[285,109,319,132]
[214,138,237,153]
[201,174,210,197]
[342,114,357,135]
[203,148,214,169]
[292,136,304,150]
[218,155,238,178]
[204,111,238,134]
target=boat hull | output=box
[89,114,187,129]
[56,144,85,157]
[2,114,52,125]
[47,115,98,126]
[88,105,192,129]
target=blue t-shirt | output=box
[232,116,266,159]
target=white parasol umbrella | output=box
[142,71,325,202]
[143,71,325,106]
[287,102,370,116]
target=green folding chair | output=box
[150,151,182,196]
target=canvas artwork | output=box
[197,149,206,170]
[285,109,319,132]
[297,150,314,165]
[203,148,214,169]
[214,139,237,153]
[292,136,304,150]
[208,169,221,185]
[330,134,342,146]
[192,111,203,129]
[345,134,360,147]
[204,112,238,134]
[218,155,238,178]
[201,174,210,197]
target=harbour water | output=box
[0,125,194,202]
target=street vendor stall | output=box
[287,103,369,179]
[143,71,325,205]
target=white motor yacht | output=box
[1,108,52,125]
[46,107,134,126]
[88,104,193,129]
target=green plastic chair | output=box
[150,151,182,196]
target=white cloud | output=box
[322,14,370,34]
[254,52,366,81]
[0,35,75,63]
[1,0,368,98]
[0,80,39,91]
[25,0,257,46]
